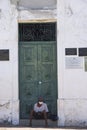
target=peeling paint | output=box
[65,6,73,16]
[0,102,10,109]
[58,99,87,127]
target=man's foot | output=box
[45,124,48,127]
[45,122,48,127]
[29,122,32,127]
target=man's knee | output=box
[30,110,35,117]
[42,111,48,118]
[42,110,46,114]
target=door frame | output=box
[18,20,58,119]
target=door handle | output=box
[39,81,42,84]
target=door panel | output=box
[19,42,57,119]
[19,43,38,118]
[38,43,57,114]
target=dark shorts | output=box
[33,112,44,119]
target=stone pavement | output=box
[0,128,87,130]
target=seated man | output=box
[29,97,49,127]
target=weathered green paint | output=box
[19,41,57,119]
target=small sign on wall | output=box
[65,48,77,55]
[65,57,83,69]
[0,50,9,61]
[79,48,87,56]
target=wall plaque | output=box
[0,50,9,61]
[65,48,77,55]
[79,48,87,56]
[65,57,83,69]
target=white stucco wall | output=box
[0,0,57,126]
[0,0,19,125]
[1,0,87,127]
[18,0,56,9]
[11,0,57,9]
[58,0,87,127]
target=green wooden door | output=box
[19,41,57,119]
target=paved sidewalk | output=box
[0,128,87,130]
[0,125,87,130]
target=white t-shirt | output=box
[34,103,49,113]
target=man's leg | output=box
[42,110,48,127]
[29,110,34,126]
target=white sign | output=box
[65,57,83,69]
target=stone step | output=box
[19,119,58,127]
